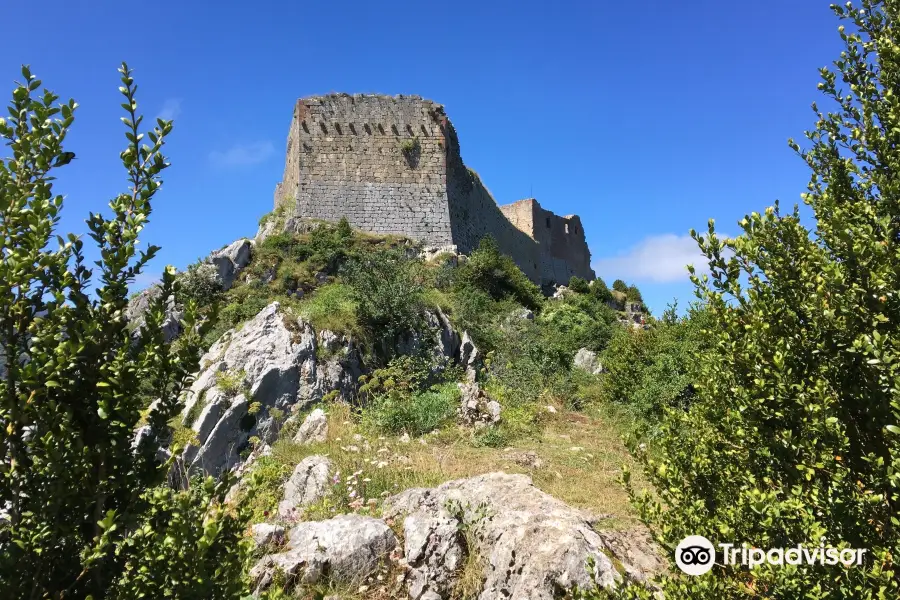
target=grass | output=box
[169,417,199,450]
[216,369,246,396]
[296,283,363,339]
[361,382,459,437]
[241,396,644,536]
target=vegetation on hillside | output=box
[0,65,249,598]
[588,2,900,598]
[12,3,899,598]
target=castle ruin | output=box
[273,94,595,285]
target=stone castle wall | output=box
[274,94,595,285]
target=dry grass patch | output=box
[243,400,645,531]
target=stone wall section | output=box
[277,95,454,245]
[274,94,594,285]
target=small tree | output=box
[342,246,426,356]
[624,285,642,302]
[568,276,590,294]
[607,2,900,598]
[590,277,614,303]
[0,65,249,597]
[611,279,628,293]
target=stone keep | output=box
[273,94,595,285]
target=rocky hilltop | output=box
[129,195,659,599]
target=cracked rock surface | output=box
[383,472,662,600]
[250,514,397,593]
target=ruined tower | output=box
[273,94,595,285]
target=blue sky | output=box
[0,0,843,314]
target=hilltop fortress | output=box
[272,94,595,285]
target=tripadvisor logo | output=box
[675,535,868,576]
[676,535,716,575]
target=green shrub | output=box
[624,285,642,302]
[606,5,900,597]
[363,382,459,436]
[216,369,246,397]
[342,247,426,356]
[611,279,628,293]
[242,455,291,524]
[357,354,437,400]
[0,65,247,597]
[455,236,543,311]
[590,277,613,303]
[538,299,615,355]
[568,276,590,294]
[599,307,709,423]
[178,261,224,308]
[298,283,362,339]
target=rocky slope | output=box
[128,229,665,599]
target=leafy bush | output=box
[624,285,642,302]
[363,382,459,436]
[357,354,438,401]
[454,236,543,311]
[608,5,900,597]
[179,261,224,307]
[297,283,361,338]
[538,295,617,355]
[568,276,590,294]
[106,478,251,598]
[599,306,710,422]
[0,65,247,597]
[611,279,628,293]
[487,319,571,405]
[342,247,426,356]
[590,277,613,303]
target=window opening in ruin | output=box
[565,223,570,234]
[546,218,551,228]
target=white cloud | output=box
[593,233,727,283]
[157,98,182,121]
[209,141,276,168]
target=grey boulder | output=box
[277,455,333,519]
[573,347,604,375]
[384,472,660,600]
[293,408,328,445]
[402,513,466,600]
[250,514,397,593]
[252,523,287,548]
[125,284,183,342]
[207,238,252,290]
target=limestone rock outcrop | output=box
[277,455,333,519]
[125,284,183,342]
[573,347,604,375]
[292,408,328,445]
[383,472,661,600]
[179,302,360,477]
[252,523,287,548]
[207,238,252,290]
[250,514,398,593]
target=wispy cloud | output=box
[157,98,182,121]
[209,141,276,168]
[593,233,729,283]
